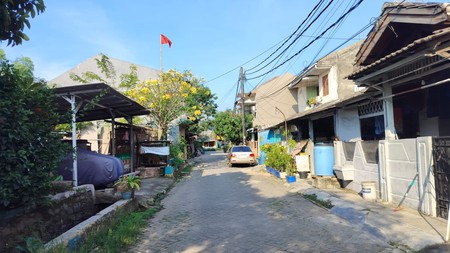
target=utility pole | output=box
[240,67,246,145]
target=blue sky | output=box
[2,0,442,111]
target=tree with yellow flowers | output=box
[125,69,217,140]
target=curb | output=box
[45,199,138,251]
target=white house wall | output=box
[319,66,339,103]
[335,108,361,142]
[296,87,308,113]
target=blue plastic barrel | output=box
[314,143,335,176]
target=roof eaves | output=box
[348,27,450,80]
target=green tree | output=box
[183,80,217,135]
[64,53,145,127]
[212,110,253,145]
[0,50,64,209]
[126,70,217,140]
[69,53,117,85]
[0,0,46,46]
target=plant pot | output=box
[298,171,308,179]
[286,175,296,183]
[121,191,132,199]
[275,170,280,178]
[279,172,287,179]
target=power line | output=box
[246,0,326,72]
[203,38,286,85]
[246,0,339,92]
[246,0,336,76]
[246,0,365,81]
[203,33,363,86]
[216,78,239,109]
[285,0,347,76]
[248,0,408,125]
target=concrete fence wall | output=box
[335,137,436,216]
[340,141,379,194]
[379,139,419,209]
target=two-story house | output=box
[286,41,365,143]
[336,2,450,217]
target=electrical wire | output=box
[246,0,365,81]
[246,0,409,122]
[246,0,336,75]
[246,0,326,72]
[246,0,339,91]
[307,0,355,67]
[285,0,346,74]
[203,37,287,85]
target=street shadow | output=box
[134,162,393,253]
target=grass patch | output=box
[75,208,157,253]
[72,208,157,253]
[175,164,193,180]
[40,207,158,253]
[302,193,334,209]
[389,241,415,252]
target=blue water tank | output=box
[314,144,335,176]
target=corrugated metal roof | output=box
[54,83,149,123]
[348,27,450,80]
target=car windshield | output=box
[231,146,252,152]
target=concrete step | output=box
[309,176,341,189]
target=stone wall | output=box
[0,189,96,252]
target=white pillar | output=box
[63,95,80,187]
[383,83,397,140]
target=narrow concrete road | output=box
[131,151,395,253]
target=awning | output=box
[54,82,149,123]
[52,82,149,187]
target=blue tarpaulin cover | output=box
[58,148,124,188]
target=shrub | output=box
[261,143,293,173]
[169,140,187,168]
[0,52,65,209]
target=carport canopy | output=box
[53,82,150,187]
[54,82,149,122]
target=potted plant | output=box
[114,174,142,199]
[307,97,316,107]
[285,159,297,183]
[262,143,293,178]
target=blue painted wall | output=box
[258,129,281,164]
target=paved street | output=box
[130,151,396,253]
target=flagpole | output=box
[160,34,163,72]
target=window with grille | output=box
[358,100,383,118]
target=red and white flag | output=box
[160,34,172,47]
